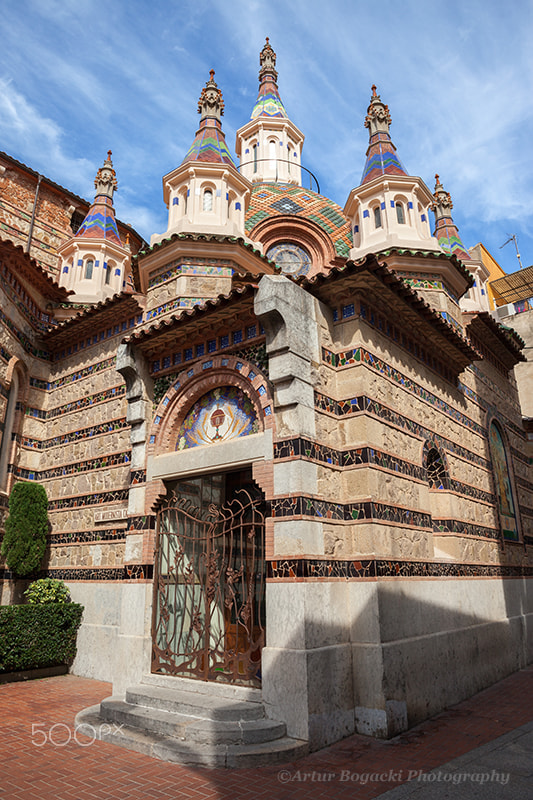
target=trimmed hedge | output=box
[0,603,83,673]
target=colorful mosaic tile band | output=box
[47,489,129,511]
[33,565,154,581]
[75,195,122,246]
[395,272,459,303]
[273,437,495,505]
[314,392,491,470]
[432,519,500,540]
[21,418,129,451]
[39,356,117,391]
[268,559,533,580]
[10,451,130,481]
[322,346,486,436]
[26,385,125,421]
[270,495,432,527]
[49,529,127,545]
[148,257,236,289]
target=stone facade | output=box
[0,47,532,754]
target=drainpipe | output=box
[25,173,42,254]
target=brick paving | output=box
[0,666,532,799]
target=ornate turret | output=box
[431,175,488,312]
[361,86,407,185]
[431,175,470,262]
[151,71,252,245]
[58,152,131,303]
[250,38,289,120]
[344,86,439,259]
[236,39,304,186]
[181,71,236,167]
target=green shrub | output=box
[0,603,83,673]
[1,482,48,577]
[24,578,70,604]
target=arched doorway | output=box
[151,467,266,687]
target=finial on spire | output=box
[364,85,392,135]
[197,70,225,122]
[94,151,117,199]
[259,37,278,83]
[432,174,453,215]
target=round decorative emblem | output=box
[266,242,311,277]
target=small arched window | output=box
[253,143,258,173]
[84,259,94,280]
[287,143,291,173]
[426,447,447,489]
[104,263,112,285]
[374,206,382,229]
[396,202,405,224]
[203,189,213,212]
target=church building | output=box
[0,40,531,766]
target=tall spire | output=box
[75,151,122,246]
[432,175,470,261]
[361,85,407,184]
[250,37,289,119]
[181,71,236,167]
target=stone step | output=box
[75,705,308,768]
[99,696,286,745]
[124,684,264,721]
[141,673,261,703]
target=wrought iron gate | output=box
[151,486,265,687]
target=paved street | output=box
[1,666,532,799]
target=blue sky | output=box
[1,0,532,273]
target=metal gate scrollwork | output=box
[151,488,265,687]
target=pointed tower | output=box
[432,175,490,312]
[58,152,131,303]
[236,38,304,186]
[344,86,439,259]
[152,71,252,245]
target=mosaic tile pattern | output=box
[182,118,236,167]
[176,386,258,449]
[245,183,352,258]
[432,519,500,540]
[273,437,495,504]
[314,392,491,469]
[268,559,533,580]
[22,418,128,450]
[146,297,212,321]
[75,195,122,246]
[148,257,235,289]
[49,529,127,545]
[38,565,154,581]
[130,469,146,485]
[51,318,140,362]
[151,333,266,377]
[45,357,117,391]
[126,515,156,531]
[395,271,459,303]
[361,133,407,184]
[270,495,432,527]
[47,488,129,511]
[26,385,125,420]
[10,451,130,482]
[358,302,455,382]
[322,346,486,436]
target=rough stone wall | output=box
[0,166,76,277]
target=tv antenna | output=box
[499,234,523,269]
